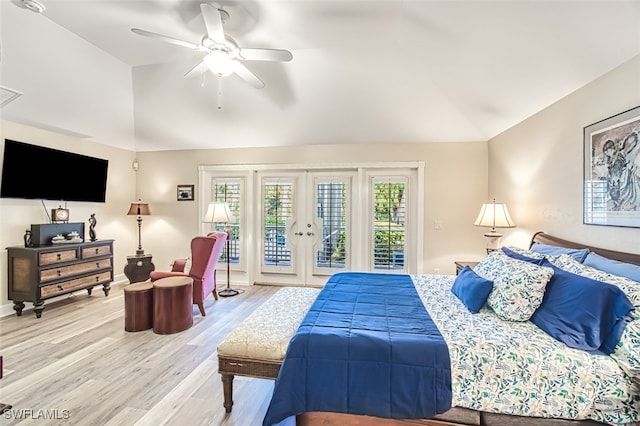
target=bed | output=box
[262,232,640,426]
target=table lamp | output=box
[474,198,515,253]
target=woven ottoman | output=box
[217,286,320,413]
[152,276,194,334]
[123,281,154,332]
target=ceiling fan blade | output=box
[232,61,265,89]
[184,61,205,79]
[239,48,293,62]
[200,3,226,45]
[131,28,200,50]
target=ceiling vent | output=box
[0,86,23,108]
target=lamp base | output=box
[218,288,239,298]
[483,231,503,253]
[136,249,145,256]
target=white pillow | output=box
[183,257,192,274]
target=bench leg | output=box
[221,373,234,413]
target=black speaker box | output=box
[30,223,85,247]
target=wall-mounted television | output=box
[0,139,109,203]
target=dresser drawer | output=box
[40,258,113,283]
[40,271,112,298]
[39,249,78,266]
[82,244,112,259]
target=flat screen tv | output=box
[1,139,108,203]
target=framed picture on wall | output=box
[583,105,640,227]
[177,184,194,201]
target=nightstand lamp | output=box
[474,198,515,253]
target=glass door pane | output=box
[313,177,350,275]
[262,178,294,272]
[371,178,407,271]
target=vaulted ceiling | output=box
[1,0,639,151]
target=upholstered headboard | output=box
[530,231,640,266]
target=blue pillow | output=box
[451,266,494,314]
[530,242,590,263]
[530,259,634,354]
[501,247,544,264]
[583,252,640,283]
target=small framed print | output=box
[177,185,194,201]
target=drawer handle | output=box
[95,248,99,255]
[96,262,100,269]
[56,269,62,277]
[57,285,63,290]
[95,276,100,282]
[56,253,62,260]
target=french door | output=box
[256,171,354,286]
[199,162,423,287]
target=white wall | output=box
[489,55,640,253]
[135,142,489,278]
[0,2,136,150]
[0,121,138,316]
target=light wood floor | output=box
[0,283,282,425]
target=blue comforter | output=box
[263,272,452,425]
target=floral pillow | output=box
[474,251,554,321]
[502,246,545,261]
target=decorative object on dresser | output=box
[51,205,70,223]
[123,253,155,284]
[203,202,237,297]
[127,199,151,255]
[473,198,515,253]
[29,222,84,247]
[6,239,114,318]
[88,213,97,241]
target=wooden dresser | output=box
[7,240,114,318]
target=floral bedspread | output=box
[411,273,640,425]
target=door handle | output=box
[307,232,314,236]
[295,232,304,236]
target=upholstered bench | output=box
[217,286,320,413]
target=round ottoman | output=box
[123,281,154,332]
[153,276,194,334]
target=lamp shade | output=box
[127,200,151,216]
[474,199,515,232]
[203,202,232,223]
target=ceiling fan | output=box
[131,3,293,89]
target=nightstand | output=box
[454,261,479,275]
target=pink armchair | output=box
[149,231,227,316]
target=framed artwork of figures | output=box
[584,105,640,227]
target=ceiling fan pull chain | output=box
[217,77,224,110]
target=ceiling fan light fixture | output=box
[22,0,45,13]
[204,51,234,77]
